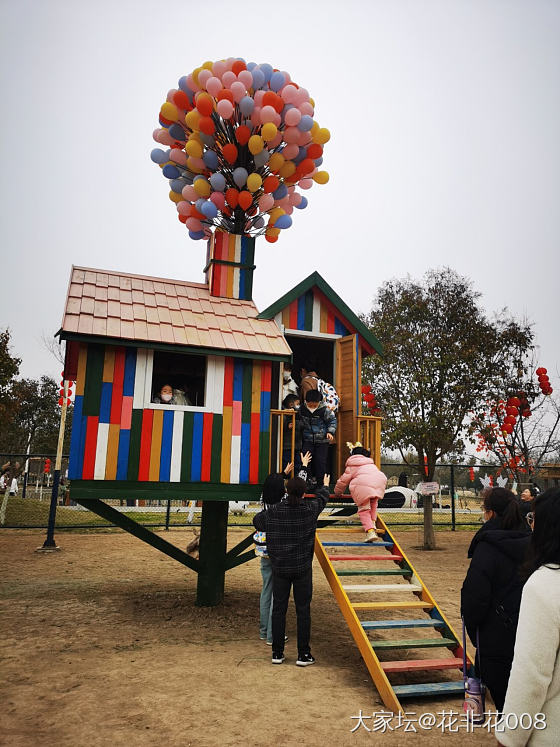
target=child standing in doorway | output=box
[334,442,387,542]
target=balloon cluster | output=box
[536,367,553,396]
[361,384,379,415]
[150,59,330,243]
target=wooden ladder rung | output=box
[371,637,456,649]
[328,554,402,561]
[342,583,423,593]
[381,657,463,673]
[352,600,432,610]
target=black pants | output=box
[479,656,512,713]
[271,567,313,655]
[302,441,328,484]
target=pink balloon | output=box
[217,99,234,119]
[284,108,301,127]
[283,126,300,144]
[290,192,302,206]
[294,88,310,106]
[182,185,198,201]
[212,60,227,78]
[177,201,191,216]
[188,156,205,170]
[267,131,282,148]
[238,69,253,88]
[186,74,200,92]
[258,194,274,211]
[186,217,203,231]
[260,105,276,124]
[222,71,236,88]
[281,84,298,104]
[282,143,299,159]
[224,57,235,70]
[253,90,265,106]
[250,107,261,127]
[156,129,174,145]
[198,69,212,88]
[297,130,312,146]
[206,76,222,97]
[299,102,314,116]
[169,148,187,166]
[272,111,282,127]
[167,88,178,103]
[210,191,226,209]
[284,205,294,215]
[230,81,246,102]
[299,178,313,190]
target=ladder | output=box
[315,505,472,713]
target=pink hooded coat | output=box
[334,454,387,507]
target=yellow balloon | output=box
[169,190,183,204]
[202,60,214,71]
[309,97,315,107]
[160,102,178,122]
[247,173,263,192]
[193,178,211,198]
[248,134,264,155]
[279,161,296,178]
[186,140,203,159]
[269,207,285,222]
[192,67,202,86]
[316,127,331,145]
[313,171,329,184]
[266,226,281,237]
[267,152,285,171]
[261,122,278,141]
[185,109,200,130]
[187,157,204,174]
[310,121,320,135]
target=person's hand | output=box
[326,433,334,442]
[323,474,331,486]
[300,451,312,467]
[288,422,293,430]
[284,462,294,476]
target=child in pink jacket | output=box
[334,443,387,542]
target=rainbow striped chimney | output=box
[205,232,256,301]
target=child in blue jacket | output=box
[296,389,337,488]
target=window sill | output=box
[146,403,210,413]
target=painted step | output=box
[381,657,463,673]
[371,637,456,650]
[361,618,445,630]
[392,681,465,698]
[322,541,393,547]
[328,554,402,561]
[342,584,423,593]
[352,601,432,610]
[337,569,412,577]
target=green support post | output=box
[196,500,229,606]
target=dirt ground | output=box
[0,526,495,747]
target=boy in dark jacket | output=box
[296,389,337,487]
[253,472,330,666]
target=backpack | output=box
[317,378,340,413]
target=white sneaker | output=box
[365,530,379,543]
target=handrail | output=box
[269,409,296,476]
[356,416,382,467]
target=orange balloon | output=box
[222,143,238,164]
[196,93,213,117]
[265,234,278,243]
[306,143,323,159]
[217,89,234,104]
[225,188,239,208]
[199,116,215,135]
[298,158,315,175]
[231,60,247,75]
[238,191,253,210]
[263,175,279,193]
[173,90,192,112]
[235,125,251,145]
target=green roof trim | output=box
[257,271,383,357]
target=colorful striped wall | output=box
[206,232,255,301]
[278,288,350,336]
[68,343,271,485]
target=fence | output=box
[1,453,544,534]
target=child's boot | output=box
[365,528,378,542]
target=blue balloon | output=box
[295,196,308,209]
[275,215,292,229]
[251,68,265,89]
[314,157,323,167]
[233,167,248,188]
[168,123,186,141]
[150,148,168,164]
[201,200,218,219]
[189,230,205,240]
[293,147,307,165]
[272,184,288,200]
[170,178,187,193]
[270,71,285,91]
[195,198,206,212]
[253,149,269,169]
[253,216,265,229]
[209,172,226,191]
[239,96,255,116]
[201,133,215,147]
[297,115,314,132]
[203,150,218,169]
[246,61,257,71]
[259,63,273,82]
[178,77,194,99]
[162,164,180,179]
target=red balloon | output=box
[222,144,238,164]
[263,175,279,193]
[306,144,323,160]
[173,90,191,111]
[298,158,315,176]
[225,188,239,208]
[199,116,215,135]
[178,214,187,223]
[238,191,253,210]
[231,60,246,75]
[235,125,251,145]
[265,234,278,243]
[217,89,234,104]
[196,95,213,117]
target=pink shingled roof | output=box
[60,266,291,358]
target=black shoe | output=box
[272,652,285,664]
[296,653,315,667]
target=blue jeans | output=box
[259,557,273,642]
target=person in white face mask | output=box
[152,384,189,405]
[282,364,299,400]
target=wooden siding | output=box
[68,344,272,485]
[279,288,350,336]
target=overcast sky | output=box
[1,0,559,387]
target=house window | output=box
[150,350,206,407]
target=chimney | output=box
[205,232,256,301]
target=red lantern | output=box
[504,415,516,426]
[361,384,372,395]
[536,367,547,375]
[506,406,518,417]
[538,375,549,384]
[522,409,531,418]
[58,397,64,406]
[508,396,520,408]
[469,467,475,481]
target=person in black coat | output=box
[460,487,531,713]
